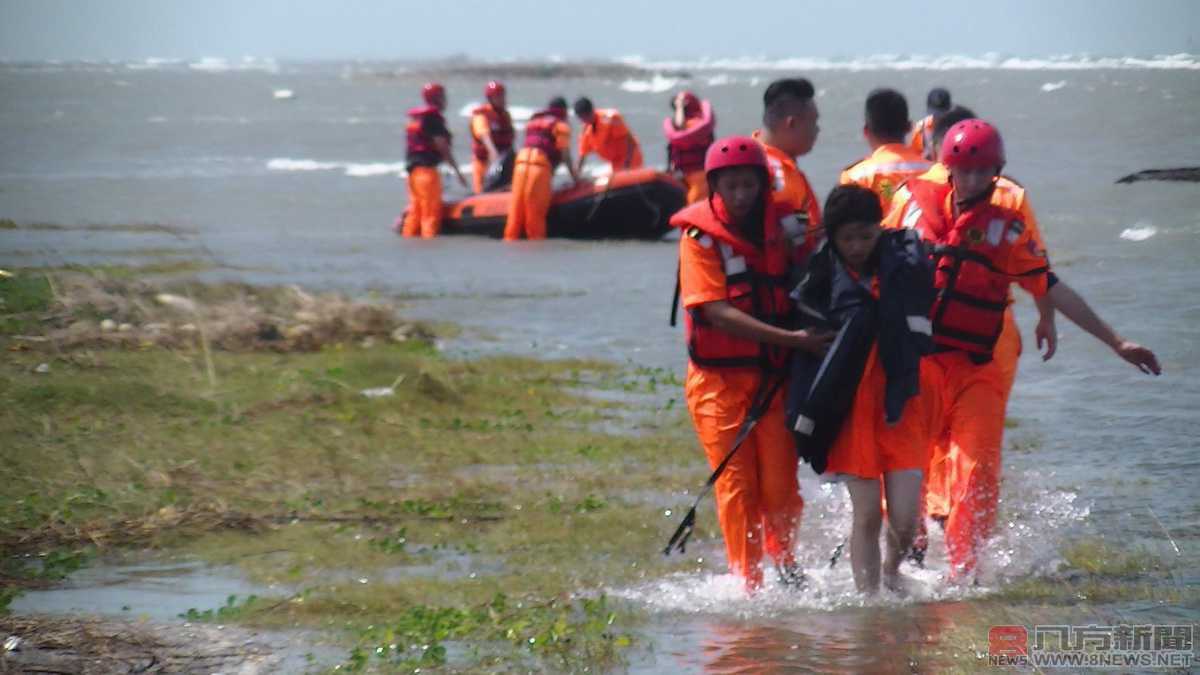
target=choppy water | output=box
[3,58,1198,671]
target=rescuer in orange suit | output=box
[839,88,932,211]
[401,82,467,238]
[882,119,1160,579]
[503,97,581,241]
[664,91,715,204]
[893,105,984,561]
[672,136,834,593]
[573,98,643,176]
[908,87,952,160]
[469,80,515,194]
[751,78,824,263]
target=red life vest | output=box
[406,105,447,164]
[523,108,567,167]
[663,100,715,173]
[470,104,515,160]
[902,178,1048,357]
[671,195,796,370]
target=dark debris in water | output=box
[0,614,291,674]
[1115,167,1200,184]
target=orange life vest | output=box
[909,115,933,156]
[406,106,447,165]
[470,104,515,161]
[671,196,796,370]
[840,144,932,209]
[663,101,715,173]
[902,178,1048,357]
[522,109,566,167]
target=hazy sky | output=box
[1,0,1196,61]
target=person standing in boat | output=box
[400,82,468,239]
[671,135,833,593]
[503,97,581,241]
[840,88,931,212]
[573,98,644,177]
[752,78,824,264]
[469,80,515,194]
[664,91,715,204]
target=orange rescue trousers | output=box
[504,148,554,240]
[923,309,1021,576]
[685,366,803,592]
[401,166,443,238]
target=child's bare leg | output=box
[845,477,883,594]
[882,469,924,589]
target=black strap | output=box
[669,261,681,327]
[933,324,996,347]
[942,289,1009,312]
[663,374,788,556]
[935,244,1049,279]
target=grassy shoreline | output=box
[1,264,703,671]
[2,264,1193,672]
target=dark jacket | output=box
[786,228,935,474]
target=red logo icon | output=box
[989,625,1029,656]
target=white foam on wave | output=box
[616,52,1200,71]
[272,89,295,100]
[457,102,537,122]
[1119,225,1158,242]
[1040,80,1067,92]
[188,56,279,73]
[125,57,183,71]
[620,73,681,93]
[267,157,471,179]
[343,162,407,177]
[267,158,342,172]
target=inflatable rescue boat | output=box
[440,168,686,239]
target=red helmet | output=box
[422,82,446,106]
[704,135,768,179]
[484,80,505,98]
[941,118,1005,170]
[678,90,701,115]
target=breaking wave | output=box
[615,52,1200,72]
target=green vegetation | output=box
[0,266,701,670]
[3,265,1189,672]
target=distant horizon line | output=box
[2,51,1198,66]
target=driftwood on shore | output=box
[1115,167,1200,184]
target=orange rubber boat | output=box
[439,168,686,239]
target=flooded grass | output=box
[3,265,1192,672]
[1,265,701,670]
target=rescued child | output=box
[788,184,941,594]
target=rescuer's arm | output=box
[1046,280,1161,375]
[434,136,469,188]
[1034,293,1058,361]
[481,134,500,167]
[672,93,687,129]
[562,149,582,184]
[700,300,834,356]
[473,115,500,166]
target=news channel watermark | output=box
[989,623,1194,669]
